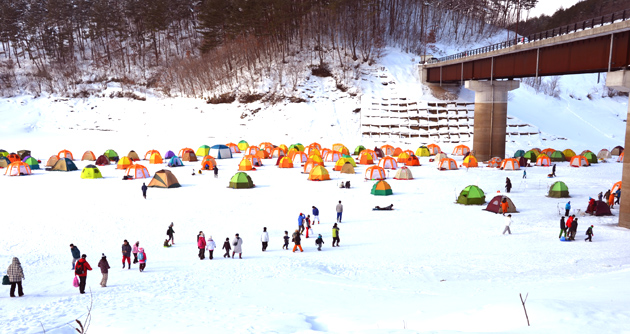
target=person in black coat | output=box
[222,238,231,258]
[122,240,132,269]
[552,164,556,177]
[213,165,219,178]
[167,223,175,245]
[569,218,578,240]
[141,183,148,199]
[505,177,512,193]
[585,225,594,242]
[559,216,566,239]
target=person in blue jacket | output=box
[70,244,81,270]
[565,201,571,217]
[298,213,305,235]
[312,206,320,224]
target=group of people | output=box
[597,189,621,209]
[559,214,594,242]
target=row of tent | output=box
[513,147,624,161]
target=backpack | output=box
[138,252,145,261]
[75,262,85,275]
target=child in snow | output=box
[133,241,140,263]
[223,238,231,258]
[305,215,312,238]
[283,231,290,250]
[137,248,147,272]
[97,253,110,287]
[206,236,216,259]
[315,234,324,251]
[585,225,594,242]
[503,215,512,235]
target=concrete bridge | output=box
[420,10,630,228]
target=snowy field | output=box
[2,50,630,333]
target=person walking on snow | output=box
[75,254,92,294]
[166,223,175,245]
[298,213,305,235]
[569,218,578,241]
[305,215,312,238]
[122,240,132,269]
[503,214,512,235]
[598,192,603,201]
[523,169,526,179]
[559,216,567,239]
[261,227,269,251]
[141,182,148,199]
[7,257,24,297]
[332,223,340,246]
[336,201,343,222]
[137,248,147,272]
[315,234,325,251]
[198,232,207,260]
[585,225,594,242]
[132,241,140,263]
[98,253,110,287]
[609,192,616,209]
[70,244,81,270]
[552,164,556,177]
[505,177,512,193]
[223,238,231,258]
[312,206,320,224]
[206,236,216,259]
[500,198,509,215]
[213,165,218,178]
[283,231,290,250]
[292,230,303,252]
[565,201,571,217]
[232,234,243,259]
[615,189,621,205]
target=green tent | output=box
[0,150,8,157]
[81,165,103,179]
[354,145,366,155]
[289,143,305,152]
[457,185,486,205]
[548,181,570,198]
[583,151,598,164]
[104,149,118,159]
[523,150,538,161]
[513,150,525,158]
[341,154,357,167]
[196,145,211,156]
[24,157,40,170]
[549,151,565,162]
[229,172,254,189]
[371,180,393,196]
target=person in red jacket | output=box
[75,254,93,294]
[198,232,207,260]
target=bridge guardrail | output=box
[428,8,630,64]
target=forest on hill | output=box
[0,0,559,99]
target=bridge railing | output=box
[428,8,630,64]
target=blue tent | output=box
[168,156,184,167]
[164,150,175,159]
[209,145,232,159]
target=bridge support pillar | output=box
[606,70,630,229]
[465,80,520,162]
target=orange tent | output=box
[381,145,395,156]
[226,143,241,153]
[536,154,551,167]
[306,147,321,156]
[332,143,345,152]
[125,164,150,179]
[271,147,286,158]
[500,158,520,170]
[7,153,21,163]
[618,152,625,162]
[612,181,622,193]
[338,146,350,155]
[320,148,331,158]
[5,161,31,176]
[292,151,308,165]
[244,154,263,167]
[365,166,386,180]
[463,155,478,168]
[486,157,502,168]
[245,146,259,155]
[201,156,217,170]
[308,165,330,181]
[82,151,96,161]
[541,148,555,156]
[117,156,133,170]
[303,158,323,174]
[396,152,410,163]
[427,144,440,155]
[378,156,398,169]
[452,145,470,156]
[287,148,299,160]
[324,151,342,162]
[405,155,421,166]
[392,147,403,157]
[259,142,273,151]
[438,158,458,170]
[239,158,255,171]
[178,148,194,157]
[57,149,74,160]
[149,152,163,164]
[278,156,294,168]
[358,152,374,165]
[569,155,590,167]
[144,150,160,160]
[309,142,322,151]
[255,150,269,160]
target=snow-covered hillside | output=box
[1,48,630,334]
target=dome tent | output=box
[354,145,366,155]
[5,161,32,176]
[200,156,217,170]
[95,155,110,166]
[81,165,103,179]
[371,180,393,196]
[24,157,40,170]
[125,164,150,179]
[340,162,355,174]
[167,156,184,167]
[611,145,624,156]
[548,181,569,198]
[484,195,516,213]
[549,150,565,162]
[0,156,10,168]
[196,145,210,157]
[104,149,119,162]
[583,151,598,164]
[82,151,96,161]
[128,150,141,161]
[393,166,413,180]
[457,185,486,205]
[51,158,78,171]
[229,172,254,189]
[148,169,181,188]
[308,165,330,181]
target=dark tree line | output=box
[1,0,546,97]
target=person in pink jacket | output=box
[132,241,140,264]
[137,248,147,272]
[198,232,207,260]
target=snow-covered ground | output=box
[1,49,630,333]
